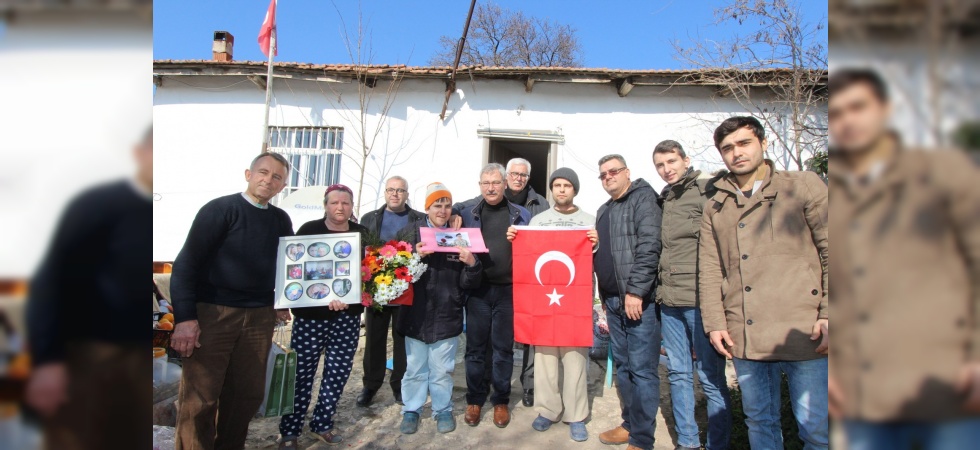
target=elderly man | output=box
[457,163,530,428]
[700,116,829,450]
[653,140,731,450]
[357,176,426,407]
[594,154,663,450]
[169,152,295,450]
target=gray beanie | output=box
[548,167,580,193]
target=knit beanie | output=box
[425,182,452,210]
[548,167,580,194]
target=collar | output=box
[128,178,152,200]
[711,160,778,207]
[241,192,269,209]
[425,217,449,229]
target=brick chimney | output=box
[212,31,234,62]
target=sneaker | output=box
[435,411,456,433]
[569,421,588,442]
[400,412,420,434]
[532,415,553,432]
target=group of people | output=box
[166,113,829,450]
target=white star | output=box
[546,288,564,306]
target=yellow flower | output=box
[397,251,412,259]
[374,274,393,285]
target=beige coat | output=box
[830,148,980,421]
[699,160,828,361]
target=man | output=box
[458,163,530,428]
[357,176,425,406]
[594,154,664,450]
[827,69,980,449]
[506,168,598,443]
[169,152,294,450]
[25,128,153,450]
[699,116,829,450]
[653,140,731,450]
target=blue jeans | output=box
[732,357,829,450]
[402,336,459,417]
[661,306,732,449]
[465,284,514,406]
[843,419,980,450]
[605,295,661,450]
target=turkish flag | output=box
[258,0,278,57]
[513,228,594,347]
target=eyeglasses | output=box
[508,172,529,180]
[598,167,627,180]
[479,180,504,188]
[385,188,408,195]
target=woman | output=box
[278,184,366,448]
[396,182,481,434]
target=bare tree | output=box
[672,0,828,171]
[430,1,582,67]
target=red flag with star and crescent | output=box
[513,227,594,347]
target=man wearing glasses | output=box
[357,176,426,407]
[594,154,664,450]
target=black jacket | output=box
[359,204,426,242]
[455,186,548,218]
[595,178,663,301]
[395,219,483,343]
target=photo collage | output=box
[277,234,359,308]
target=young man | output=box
[594,155,664,450]
[169,152,295,449]
[357,176,426,406]
[828,69,980,449]
[653,140,731,450]
[699,116,829,449]
[458,163,530,428]
[506,168,598,442]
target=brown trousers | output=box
[175,303,276,450]
[43,342,150,450]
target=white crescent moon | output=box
[534,251,576,287]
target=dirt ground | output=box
[243,324,733,450]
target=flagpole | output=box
[260,3,276,153]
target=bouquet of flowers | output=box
[361,240,428,310]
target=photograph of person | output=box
[284,282,304,301]
[285,243,306,261]
[306,283,331,300]
[287,264,303,280]
[304,260,334,280]
[333,240,352,258]
[335,261,351,277]
[332,278,352,297]
[308,242,330,258]
[435,231,470,248]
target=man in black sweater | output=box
[170,152,294,450]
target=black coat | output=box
[359,204,426,241]
[595,178,663,302]
[395,219,482,343]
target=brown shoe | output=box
[464,404,482,426]
[598,426,630,445]
[492,404,510,428]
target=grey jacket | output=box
[656,169,720,307]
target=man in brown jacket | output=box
[699,116,829,449]
[828,69,980,449]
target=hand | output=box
[811,319,828,355]
[957,363,980,413]
[276,310,291,324]
[415,242,434,258]
[506,226,517,242]
[586,229,598,247]
[624,294,643,320]
[328,299,349,311]
[171,320,202,358]
[708,330,734,359]
[449,215,463,230]
[25,363,68,418]
[828,375,844,419]
[458,246,476,266]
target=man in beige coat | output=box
[828,69,980,449]
[699,116,829,449]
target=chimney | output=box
[212,31,234,62]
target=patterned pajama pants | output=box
[278,313,360,438]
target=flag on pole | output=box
[512,228,594,347]
[258,0,278,57]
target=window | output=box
[268,126,344,200]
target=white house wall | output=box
[154,74,820,261]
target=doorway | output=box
[487,139,553,199]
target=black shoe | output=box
[522,389,534,407]
[393,390,403,405]
[356,387,377,407]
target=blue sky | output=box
[154,0,827,70]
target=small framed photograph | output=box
[275,233,362,308]
[419,227,489,253]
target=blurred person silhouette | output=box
[828,69,980,449]
[24,127,153,450]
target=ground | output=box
[241,325,733,450]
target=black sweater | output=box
[171,193,293,323]
[290,219,367,320]
[480,200,514,285]
[26,181,152,366]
